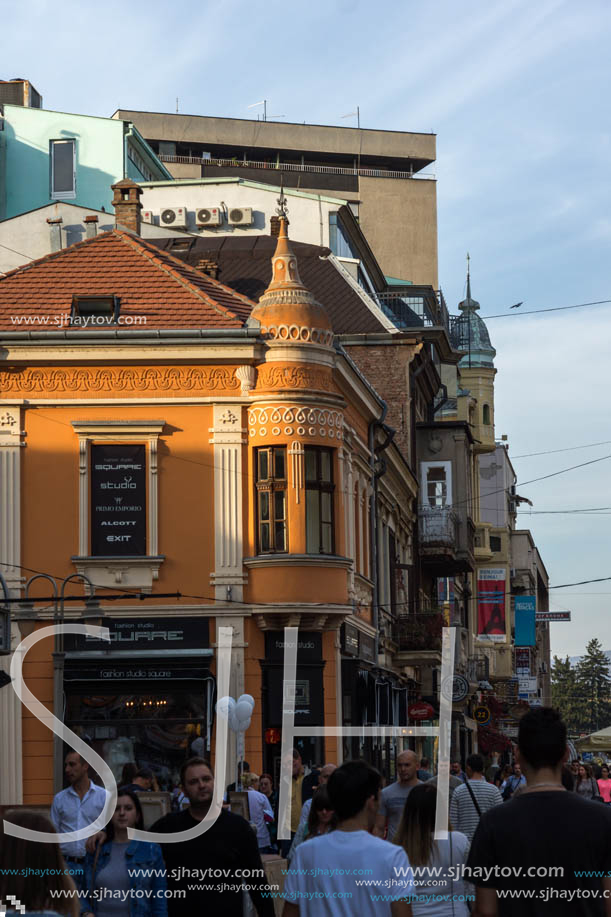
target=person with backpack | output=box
[500,763,526,801]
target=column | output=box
[0,406,24,804]
[209,405,247,602]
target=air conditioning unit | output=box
[196,207,222,228]
[228,206,253,226]
[160,207,188,229]
[141,210,154,224]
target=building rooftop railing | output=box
[377,290,454,334]
[158,154,436,181]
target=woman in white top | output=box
[395,783,471,916]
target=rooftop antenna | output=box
[248,99,267,121]
[341,106,360,129]
[176,98,179,114]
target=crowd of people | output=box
[3,709,611,916]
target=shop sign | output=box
[535,611,571,622]
[494,678,519,702]
[514,596,536,647]
[342,624,359,656]
[518,676,538,694]
[408,702,435,721]
[360,634,375,663]
[441,674,470,703]
[64,663,210,681]
[477,568,506,642]
[91,444,146,556]
[265,632,322,663]
[514,647,531,675]
[473,705,491,725]
[65,617,210,653]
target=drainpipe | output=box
[369,405,396,663]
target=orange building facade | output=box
[0,187,418,804]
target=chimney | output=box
[111,178,143,235]
[46,216,63,252]
[84,214,98,239]
[196,257,219,280]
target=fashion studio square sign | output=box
[91,444,146,556]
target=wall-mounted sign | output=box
[442,674,470,703]
[65,617,210,653]
[91,444,146,556]
[360,634,375,663]
[477,568,506,642]
[265,632,322,663]
[494,678,519,702]
[473,705,491,725]
[535,611,571,622]
[408,702,435,721]
[342,624,359,657]
[514,596,536,647]
[514,647,531,675]
[518,676,538,694]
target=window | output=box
[50,139,76,199]
[256,447,287,553]
[329,212,359,259]
[426,467,447,507]
[490,535,502,553]
[483,404,491,425]
[305,447,335,554]
[71,295,118,325]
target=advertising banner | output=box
[514,596,536,646]
[91,444,146,556]
[477,568,506,642]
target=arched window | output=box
[483,404,491,425]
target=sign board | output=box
[535,611,571,622]
[495,678,519,702]
[529,697,543,707]
[91,444,147,556]
[518,676,538,693]
[65,616,210,653]
[514,647,531,675]
[473,705,491,725]
[342,624,359,656]
[477,568,506,642]
[408,702,435,721]
[442,674,470,703]
[514,596,536,647]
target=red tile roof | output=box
[0,230,257,331]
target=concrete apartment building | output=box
[112,109,438,288]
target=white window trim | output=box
[71,420,165,592]
[50,138,77,200]
[420,460,452,507]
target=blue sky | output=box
[3,0,610,657]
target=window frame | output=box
[255,446,288,554]
[420,461,452,508]
[305,446,335,555]
[50,138,76,199]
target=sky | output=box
[3,0,610,657]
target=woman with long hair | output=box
[0,811,79,917]
[575,763,600,800]
[597,764,611,803]
[82,790,167,917]
[305,787,337,840]
[395,783,470,916]
[258,773,278,850]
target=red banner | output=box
[477,568,506,642]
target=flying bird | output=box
[510,301,523,309]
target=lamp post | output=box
[12,572,103,792]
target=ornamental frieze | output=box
[0,366,240,396]
[248,405,343,440]
[255,365,331,392]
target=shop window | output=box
[256,446,287,553]
[483,403,491,425]
[305,446,335,554]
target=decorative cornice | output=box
[248,405,344,441]
[255,365,330,392]
[258,323,334,347]
[244,553,352,570]
[0,366,241,396]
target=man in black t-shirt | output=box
[467,707,611,916]
[151,756,274,917]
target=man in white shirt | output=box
[282,760,414,916]
[50,750,109,886]
[243,773,275,853]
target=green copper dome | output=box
[450,271,496,368]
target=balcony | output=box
[466,653,490,684]
[474,522,493,561]
[377,289,452,334]
[420,506,457,546]
[393,612,444,667]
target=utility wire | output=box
[484,298,611,320]
[513,440,611,459]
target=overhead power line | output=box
[513,440,611,459]
[484,298,611,320]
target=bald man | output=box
[375,750,421,842]
[287,764,337,860]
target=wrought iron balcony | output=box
[419,506,458,547]
[394,612,444,653]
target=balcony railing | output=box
[466,654,490,683]
[394,612,444,652]
[376,290,452,334]
[419,506,458,547]
[158,154,436,181]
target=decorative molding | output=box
[209,405,247,446]
[256,365,330,392]
[288,441,304,503]
[244,553,353,570]
[0,407,25,447]
[235,365,257,394]
[72,555,165,593]
[0,367,241,396]
[259,323,334,347]
[253,607,348,632]
[0,406,22,597]
[248,405,343,441]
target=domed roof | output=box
[450,268,496,368]
[249,196,333,348]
